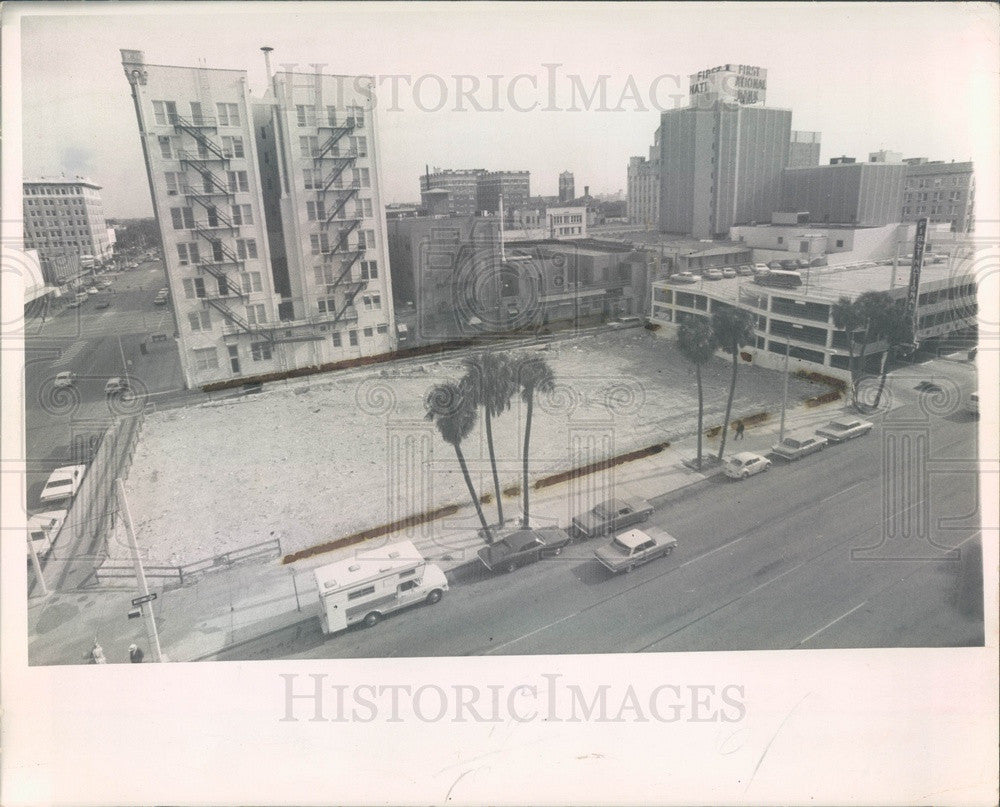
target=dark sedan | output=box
[571,496,653,540]
[477,527,572,573]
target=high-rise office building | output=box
[23,176,113,284]
[122,49,395,388]
[780,161,907,226]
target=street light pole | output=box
[27,536,50,597]
[778,338,791,443]
[115,479,163,662]
[118,334,130,387]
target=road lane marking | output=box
[797,601,868,646]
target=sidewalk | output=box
[28,361,957,665]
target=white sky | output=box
[13,1,1000,219]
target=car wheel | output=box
[663,546,674,556]
[363,612,381,628]
[764,462,771,471]
[505,561,517,574]
[741,471,749,480]
[426,589,443,605]
[625,563,635,573]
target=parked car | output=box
[477,527,573,573]
[722,267,737,278]
[74,292,89,304]
[810,256,828,267]
[671,271,698,284]
[796,259,811,269]
[736,264,754,276]
[594,527,678,573]
[105,377,128,395]
[153,293,168,306]
[704,268,724,280]
[27,510,67,561]
[572,496,653,540]
[767,261,783,270]
[815,417,873,443]
[53,371,76,388]
[754,263,770,274]
[771,432,828,460]
[39,465,86,504]
[724,451,772,480]
[94,298,112,310]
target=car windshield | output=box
[830,421,852,429]
[610,538,631,554]
[784,439,802,448]
[46,479,72,489]
[591,504,608,518]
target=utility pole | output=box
[116,479,163,662]
[118,334,130,387]
[778,338,791,443]
[27,536,50,597]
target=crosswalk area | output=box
[50,340,89,368]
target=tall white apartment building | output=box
[121,50,395,388]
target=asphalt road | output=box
[216,378,983,660]
[22,259,183,511]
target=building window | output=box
[171,207,195,230]
[318,298,337,314]
[777,236,784,245]
[835,239,844,248]
[364,327,374,337]
[245,303,267,325]
[193,348,218,371]
[165,172,182,195]
[303,169,318,190]
[300,136,319,158]
[188,310,212,332]
[348,105,365,126]
[351,168,371,188]
[307,201,326,221]
[350,136,367,156]
[310,233,330,255]
[182,277,206,299]
[332,331,342,347]
[325,106,338,126]
[250,342,272,361]
[360,260,378,280]
[236,238,258,260]
[377,324,388,334]
[222,136,245,158]
[371,294,381,309]
[349,329,358,346]
[296,105,316,127]
[231,204,253,225]
[177,243,201,265]
[216,103,240,127]
[152,100,178,125]
[241,271,263,293]
[158,137,173,159]
[227,171,249,193]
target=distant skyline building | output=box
[23,175,113,284]
[627,155,660,228]
[417,168,530,218]
[788,131,822,168]
[780,161,908,226]
[419,168,485,216]
[558,170,575,203]
[476,170,530,216]
[901,159,975,233]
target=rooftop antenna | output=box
[499,193,506,262]
[261,46,274,80]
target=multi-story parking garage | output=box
[649,258,979,379]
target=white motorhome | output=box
[27,510,67,560]
[314,540,448,635]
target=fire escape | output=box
[174,115,274,344]
[312,112,366,329]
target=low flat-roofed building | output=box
[650,253,979,380]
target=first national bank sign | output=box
[689,64,767,106]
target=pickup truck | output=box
[594,527,678,573]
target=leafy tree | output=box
[425,382,493,542]
[711,307,756,462]
[832,296,864,380]
[873,299,913,408]
[852,291,895,407]
[513,355,556,528]
[677,317,715,470]
[461,352,516,527]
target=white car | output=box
[27,510,67,560]
[39,465,86,504]
[53,371,76,388]
[736,264,754,276]
[105,377,128,395]
[815,418,874,443]
[770,433,828,461]
[704,269,724,280]
[672,271,698,284]
[721,267,737,278]
[724,452,772,480]
[754,263,770,274]
[594,527,678,573]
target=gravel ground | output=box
[116,328,821,564]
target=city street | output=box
[214,388,982,660]
[21,257,183,512]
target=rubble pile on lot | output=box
[116,329,818,564]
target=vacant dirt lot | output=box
[116,328,819,564]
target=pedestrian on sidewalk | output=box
[90,640,107,664]
[129,643,144,663]
[735,420,745,440]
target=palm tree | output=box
[831,296,864,380]
[852,291,894,406]
[514,354,556,528]
[424,382,493,542]
[676,317,715,470]
[461,351,516,527]
[711,307,757,462]
[873,299,912,408]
